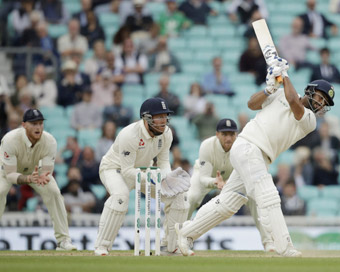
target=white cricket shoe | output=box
[160,246,183,256]
[175,223,195,256]
[94,246,109,256]
[56,240,77,251]
[282,247,302,257]
[264,242,276,253]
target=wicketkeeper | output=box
[94,97,190,256]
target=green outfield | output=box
[1,250,340,272]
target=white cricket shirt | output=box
[100,120,172,181]
[0,128,57,177]
[193,136,233,187]
[239,88,316,163]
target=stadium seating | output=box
[307,198,339,217]
[297,186,320,202]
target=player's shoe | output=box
[94,246,109,256]
[56,240,77,251]
[281,247,302,257]
[264,242,276,253]
[175,223,195,256]
[160,246,183,256]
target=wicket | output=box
[134,167,161,256]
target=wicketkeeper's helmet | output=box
[140,97,173,118]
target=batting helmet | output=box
[305,79,335,106]
[140,97,174,118]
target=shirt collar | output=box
[215,136,226,153]
[139,119,153,140]
[21,128,34,148]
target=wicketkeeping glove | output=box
[161,167,190,197]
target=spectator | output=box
[102,88,133,127]
[27,63,58,107]
[317,120,340,167]
[70,88,103,131]
[310,48,340,83]
[299,0,338,39]
[154,75,181,115]
[278,17,315,70]
[63,179,96,213]
[243,9,263,39]
[158,0,192,37]
[35,20,58,67]
[38,0,69,25]
[5,186,19,211]
[136,22,161,56]
[91,68,117,108]
[192,102,220,140]
[57,18,89,62]
[11,0,42,40]
[178,0,217,25]
[9,74,29,110]
[73,0,93,28]
[95,0,134,24]
[292,146,314,187]
[273,163,293,194]
[281,180,306,216]
[57,60,86,107]
[237,112,249,133]
[80,10,106,48]
[239,36,266,86]
[201,57,235,96]
[183,82,207,121]
[83,40,107,81]
[20,10,43,47]
[330,0,340,13]
[227,0,268,25]
[312,146,339,187]
[77,146,101,191]
[95,120,117,163]
[112,25,131,55]
[102,50,125,85]
[114,38,148,84]
[56,136,83,167]
[149,36,181,74]
[17,88,36,117]
[124,0,154,35]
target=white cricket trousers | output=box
[0,172,72,243]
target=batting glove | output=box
[265,67,281,95]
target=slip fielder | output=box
[0,109,77,250]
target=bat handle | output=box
[276,76,283,84]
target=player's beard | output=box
[149,123,166,136]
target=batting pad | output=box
[180,191,248,241]
[95,194,128,249]
[255,174,293,254]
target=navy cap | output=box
[23,109,45,122]
[216,118,238,132]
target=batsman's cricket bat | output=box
[252,19,283,84]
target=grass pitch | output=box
[1,250,340,272]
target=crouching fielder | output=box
[176,58,335,257]
[187,118,274,252]
[94,97,190,256]
[0,109,77,250]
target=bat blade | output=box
[252,19,283,84]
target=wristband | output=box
[263,89,270,96]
